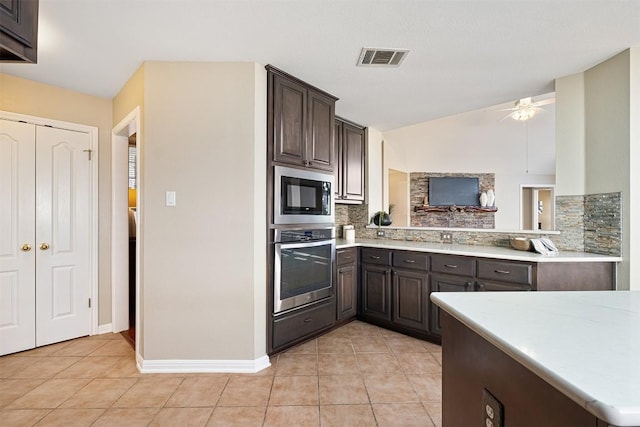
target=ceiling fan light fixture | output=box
[511,97,536,121]
[511,108,536,121]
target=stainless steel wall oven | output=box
[273,227,335,314]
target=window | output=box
[128,145,136,189]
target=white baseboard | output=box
[137,355,271,374]
[97,323,113,335]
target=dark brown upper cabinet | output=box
[267,65,337,172]
[335,118,365,203]
[1,0,39,63]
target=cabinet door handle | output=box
[403,259,416,264]
[303,318,312,323]
[444,264,457,268]
[303,160,310,167]
[477,283,486,290]
[495,269,510,274]
[370,255,381,260]
[465,282,472,289]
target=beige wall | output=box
[555,73,586,196]
[135,62,267,360]
[630,47,640,291]
[113,65,145,126]
[584,49,635,290]
[367,127,384,219]
[381,98,556,230]
[556,48,638,290]
[0,74,114,324]
[252,63,267,358]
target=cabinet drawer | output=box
[476,259,532,285]
[476,281,531,292]
[337,247,357,266]
[361,248,392,266]
[431,254,475,276]
[393,251,429,271]
[272,300,335,349]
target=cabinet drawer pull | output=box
[303,318,312,323]
[403,259,416,264]
[370,255,381,260]
[444,264,458,268]
[495,269,510,274]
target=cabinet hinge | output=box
[88,298,91,308]
[83,149,93,160]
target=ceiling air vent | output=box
[357,48,409,67]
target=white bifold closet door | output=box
[0,119,91,356]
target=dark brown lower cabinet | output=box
[441,312,605,426]
[336,247,357,321]
[360,264,392,322]
[360,250,431,337]
[272,298,335,350]
[336,264,357,320]
[429,274,473,336]
[476,281,531,291]
[392,269,429,331]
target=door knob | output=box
[21,244,32,252]
[40,243,50,250]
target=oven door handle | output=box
[275,239,336,250]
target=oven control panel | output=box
[274,227,335,243]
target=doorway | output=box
[111,107,140,353]
[521,185,555,230]
[388,169,409,227]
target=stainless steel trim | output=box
[273,165,335,225]
[273,238,335,314]
[273,226,335,244]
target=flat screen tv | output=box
[429,177,480,206]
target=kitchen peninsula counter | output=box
[431,291,640,426]
[336,238,622,263]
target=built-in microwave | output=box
[273,165,334,225]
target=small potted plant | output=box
[372,205,393,226]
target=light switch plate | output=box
[166,191,176,206]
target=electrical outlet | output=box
[482,388,504,427]
[376,230,385,237]
[441,232,453,243]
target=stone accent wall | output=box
[335,204,369,238]
[335,205,350,237]
[343,192,622,256]
[584,192,622,256]
[554,195,585,252]
[410,172,496,228]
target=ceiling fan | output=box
[499,97,555,122]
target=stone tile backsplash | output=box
[584,192,622,256]
[336,191,622,256]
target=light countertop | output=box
[336,238,622,263]
[430,291,640,426]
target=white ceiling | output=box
[2,0,639,131]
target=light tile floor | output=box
[0,320,442,426]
